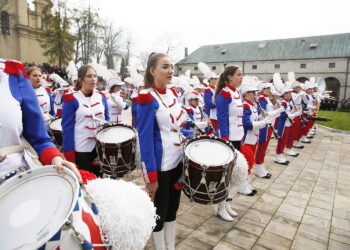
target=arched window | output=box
[1,11,10,35]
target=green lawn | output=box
[316,111,350,131]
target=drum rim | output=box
[183,135,236,168]
[95,122,137,146]
[0,166,80,249]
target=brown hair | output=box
[75,65,96,90]
[214,65,240,101]
[26,67,42,76]
[144,52,168,88]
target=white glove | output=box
[111,95,127,109]
[288,111,301,119]
[252,118,269,131]
[194,121,208,130]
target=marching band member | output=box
[0,60,81,181]
[301,83,316,143]
[107,78,129,124]
[214,66,250,221]
[193,83,205,109]
[184,92,208,134]
[199,62,219,132]
[275,87,301,165]
[50,73,71,117]
[255,81,283,178]
[62,65,109,177]
[27,67,55,124]
[241,81,271,185]
[291,81,305,149]
[137,53,186,250]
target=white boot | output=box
[238,182,255,196]
[293,141,304,149]
[164,221,176,250]
[301,136,311,143]
[255,164,271,178]
[275,154,289,165]
[225,200,238,217]
[285,148,299,157]
[215,201,234,221]
[153,229,166,250]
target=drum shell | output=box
[180,136,235,205]
[95,123,137,178]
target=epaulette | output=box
[137,90,154,104]
[45,88,51,93]
[63,93,75,102]
[170,88,178,97]
[220,89,231,98]
[243,104,250,110]
[185,108,193,114]
[258,96,266,101]
[4,61,28,78]
[203,88,211,93]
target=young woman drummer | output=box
[137,53,185,250]
[62,65,109,177]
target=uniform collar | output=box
[226,83,236,92]
[152,84,167,94]
[244,99,254,106]
[261,93,269,97]
[209,84,215,90]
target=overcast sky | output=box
[30,0,350,67]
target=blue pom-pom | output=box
[91,202,99,215]
[82,240,93,250]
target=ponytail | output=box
[214,65,239,102]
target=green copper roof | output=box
[177,33,350,64]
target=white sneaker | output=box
[285,148,299,157]
[238,182,256,196]
[215,201,234,221]
[225,200,238,217]
[301,136,311,143]
[293,141,304,149]
[275,154,289,165]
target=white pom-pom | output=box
[86,179,157,250]
[230,150,248,186]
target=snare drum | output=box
[180,136,237,205]
[95,123,137,178]
[48,117,63,149]
[0,167,107,250]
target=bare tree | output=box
[103,23,123,69]
[155,32,182,57]
[138,51,152,70]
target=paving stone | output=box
[330,232,350,245]
[308,197,334,211]
[214,241,244,250]
[251,200,279,214]
[331,226,350,239]
[274,210,303,223]
[251,245,270,250]
[291,235,327,250]
[201,215,237,233]
[296,223,329,244]
[258,193,283,206]
[177,211,207,229]
[301,214,331,231]
[264,188,287,198]
[283,196,309,209]
[175,223,193,243]
[242,208,273,225]
[223,229,258,249]
[187,225,226,246]
[328,239,350,250]
[332,217,350,231]
[256,231,292,250]
[305,205,332,220]
[176,237,212,250]
[277,203,305,218]
[265,220,298,240]
[310,191,334,202]
[189,204,215,219]
[234,217,266,236]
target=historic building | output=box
[0,0,52,64]
[176,33,350,100]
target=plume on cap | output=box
[174,75,194,92]
[240,75,259,95]
[126,65,144,87]
[192,75,200,85]
[89,63,113,82]
[66,61,78,82]
[184,69,191,79]
[50,73,68,87]
[272,73,284,95]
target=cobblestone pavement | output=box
[122,110,350,250]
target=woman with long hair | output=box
[62,65,109,177]
[137,53,185,250]
[27,67,55,124]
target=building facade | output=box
[176,33,350,100]
[0,0,52,64]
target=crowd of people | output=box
[0,55,327,249]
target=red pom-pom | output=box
[63,93,75,102]
[220,89,231,98]
[173,181,182,190]
[138,92,154,104]
[4,61,29,78]
[79,170,97,184]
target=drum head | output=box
[96,125,135,144]
[0,167,79,249]
[49,117,62,131]
[185,139,234,166]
